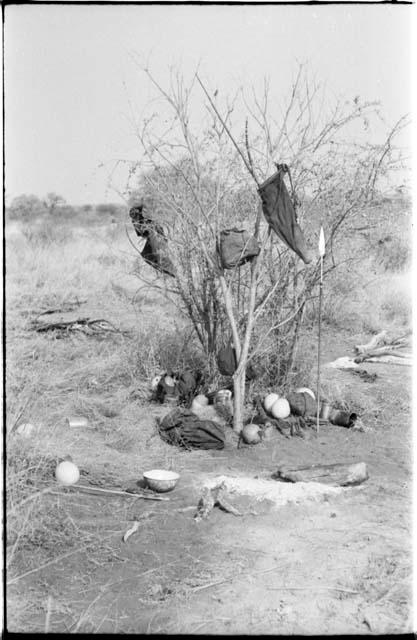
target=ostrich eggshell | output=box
[271,398,291,419]
[263,393,280,413]
[295,387,316,400]
[55,461,80,486]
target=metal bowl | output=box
[143,469,180,493]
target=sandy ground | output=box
[7,344,413,634]
[5,225,413,634]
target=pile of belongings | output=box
[258,164,312,264]
[129,203,175,277]
[250,397,312,438]
[251,390,359,438]
[287,391,358,429]
[157,408,225,450]
[218,228,260,269]
[153,371,203,405]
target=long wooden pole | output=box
[195,74,260,188]
[316,227,326,433]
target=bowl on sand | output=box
[143,469,180,493]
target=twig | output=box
[267,585,359,595]
[196,73,260,187]
[31,317,128,336]
[63,484,171,501]
[189,563,283,594]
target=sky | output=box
[4,2,414,206]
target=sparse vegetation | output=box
[5,68,412,634]
[123,65,409,432]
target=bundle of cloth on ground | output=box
[154,371,203,405]
[157,408,225,450]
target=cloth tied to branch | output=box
[217,342,258,380]
[218,228,260,269]
[141,231,175,277]
[129,204,175,277]
[258,165,312,264]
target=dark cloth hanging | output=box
[130,204,175,277]
[217,342,258,380]
[141,231,175,277]
[258,166,312,264]
[129,203,156,238]
[218,228,260,269]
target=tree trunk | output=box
[232,370,244,434]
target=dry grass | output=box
[5,222,191,629]
[5,209,412,632]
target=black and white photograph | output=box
[3,1,414,635]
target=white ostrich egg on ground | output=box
[263,393,280,413]
[271,398,290,419]
[194,394,209,406]
[55,461,80,486]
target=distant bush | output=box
[43,192,66,215]
[7,194,46,222]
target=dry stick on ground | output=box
[267,585,359,595]
[59,485,171,501]
[189,564,299,594]
[31,318,128,336]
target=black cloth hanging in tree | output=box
[258,165,312,264]
[217,341,258,380]
[141,231,175,277]
[129,204,175,277]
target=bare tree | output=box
[43,192,66,216]
[125,63,409,433]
